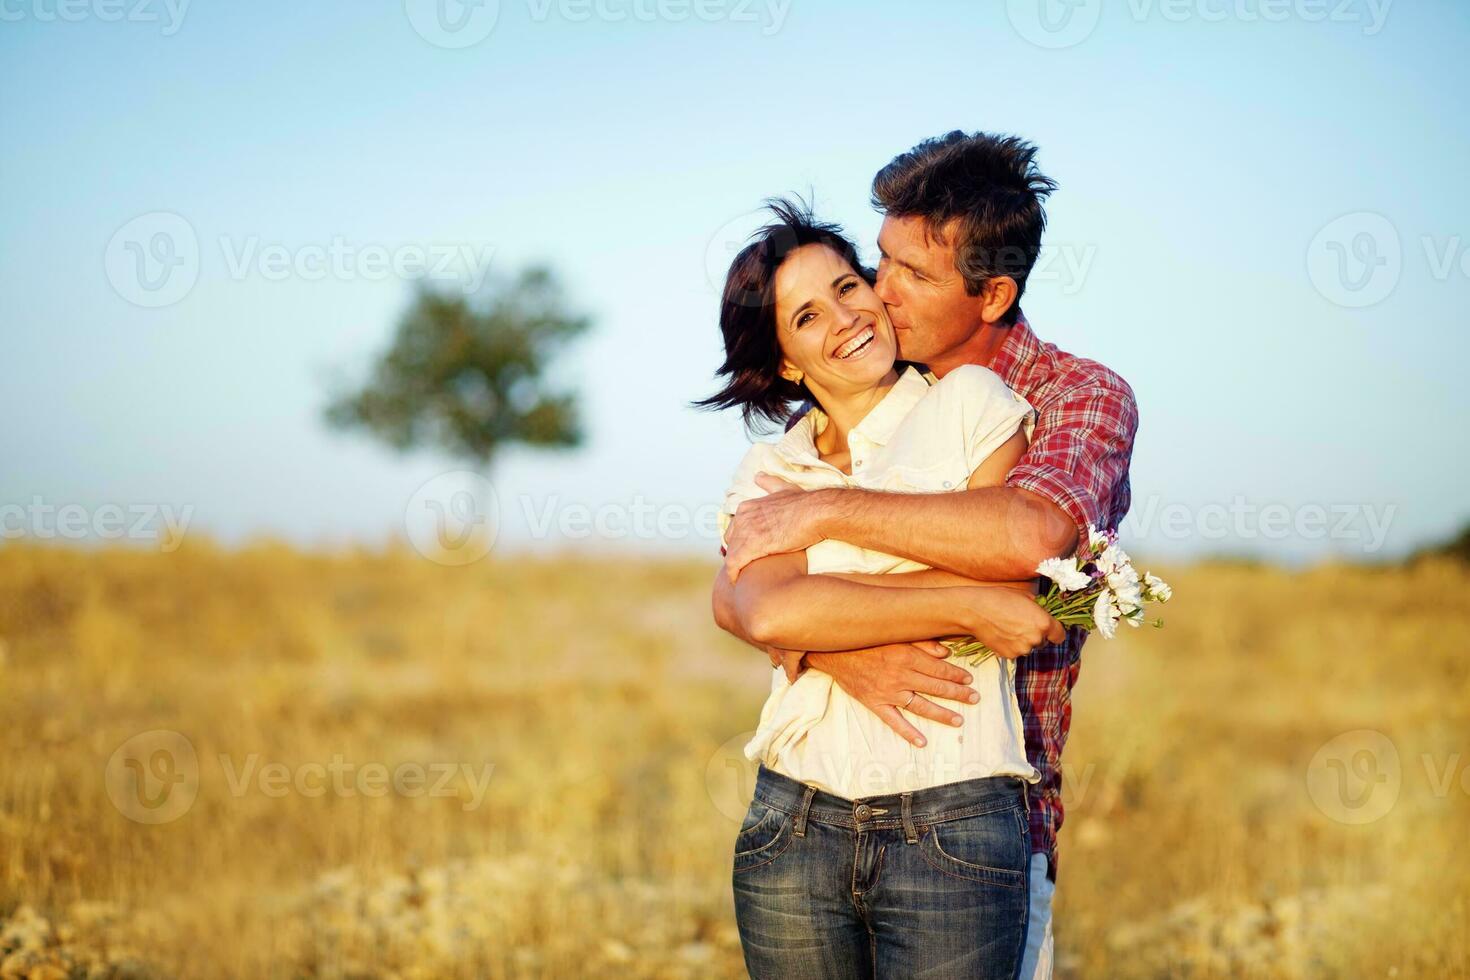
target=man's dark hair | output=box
[872,130,1056,326]
[692,197,873,432]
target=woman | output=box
[697,200,1052,979]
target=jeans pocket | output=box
[733,799,792,874]
[918,804,1029,888]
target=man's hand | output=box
[761,644,808,683]
[724,473,827,583]
[806,641,978,748]
[964,587,1067,658]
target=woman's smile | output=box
[832,325,876,361]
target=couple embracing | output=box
[699,130,1138,979]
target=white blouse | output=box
[718,363,1042,799]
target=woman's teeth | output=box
[834,327,875,360]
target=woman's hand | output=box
[962,587,1066,657]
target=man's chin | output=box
[892,326,920,363]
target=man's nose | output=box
[874,265,897,305]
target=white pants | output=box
[1019,852,1055,979]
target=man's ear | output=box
[979,276,1019,324]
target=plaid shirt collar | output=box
[912,316,1042,391]
[985,315,1043,387]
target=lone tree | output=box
[326,267,590,468]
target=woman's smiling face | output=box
[771,244,897,401]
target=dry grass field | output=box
[1,541,1467,978]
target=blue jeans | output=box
[733,766,1031,979]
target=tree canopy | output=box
[326,267,589,468]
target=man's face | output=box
[874,214,987,366]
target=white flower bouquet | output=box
[944,525,1172,664]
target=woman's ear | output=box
[779,359,804,384]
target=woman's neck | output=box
[811,367,902,458]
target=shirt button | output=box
[942,480,953,488]
[854,803,872,821]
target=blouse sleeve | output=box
[934,364,1036,472]
[716,442,779,552]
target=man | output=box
[712,130,1138,978]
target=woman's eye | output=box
[838,280,856,295]
[797,310,816,327]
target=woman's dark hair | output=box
[692,197,873,432]
[872,130,1056,326]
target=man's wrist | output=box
[809,485,860,540]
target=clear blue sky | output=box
[2,0,1467,562]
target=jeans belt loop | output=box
[900,791,918,844]
[794,785,816,838]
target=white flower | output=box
[1105,560,1139,589]
[1092,590,1120,640]
[1112,581,1144,614]
[1087,525,1111,556]
[1123,608,1144,628]
[1143,572,1173,603]
[1037,556,1091,592]
[1106,560,1141,612]
[1099,545,1131,577]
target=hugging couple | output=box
[699,130,1138,979]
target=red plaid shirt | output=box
[989,317,1137,880]
[760,316,1138,880]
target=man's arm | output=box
[710,564,987,737]
[724,378,1138,581]
[784,484,1075,581]
[713,551,1063,656]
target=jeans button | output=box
[854,803,872,821]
